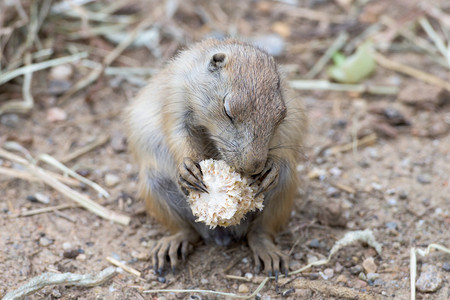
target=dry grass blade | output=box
[374,52,450,92]
[419,17,450,66]
[293,278,382,300]
[0,52,88,85]
[39,153,110,198]
[0,53,33,115]
[60,134,110,164]
[2,267,117,300]
[106,256,141,277]
[13,204,78,217]
[289,80,399,95]
[328,133,377,154]
[305,32,349,79]
[0,148,130,225]
[0,166,80,186]
[59,15,156,103]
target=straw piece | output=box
[289,80,399,95]
[0,148,130,225]
[0,52,88,85]
[39,153,110,198]
[60,134,110,164]
[374,51,450,92]
[2,267,117,300]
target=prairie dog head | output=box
[183,41,287,175]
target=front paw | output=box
[178,157,208,195]
[251,157,280,196]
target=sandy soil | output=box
[1,0,449,299]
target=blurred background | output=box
[1,1,449,299]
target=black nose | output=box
[247,160,265,175]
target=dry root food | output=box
[188,159,264,228]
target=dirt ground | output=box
[1,0,449,299]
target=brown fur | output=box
[126,39,307,273]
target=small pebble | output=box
[289,260,302,270]
[39,237,53,247]
[76,254,87,261]
[105,173,120,187]
[385,221,398,230]
[358,272,367,281]
[62,242,72,250]
[335,262,343,273]
[362,257,377,274]
[241,257,249,264]
[157,276,166,283]
[238,284,249,293]
[353,279,368,288]
[442,262,450,272]
[46,107,67,122]
[63,249,80,259]
[323,268,334,279]
[417,173,432,184]
[308,273,319,280]
[398,190,408,199]
[373,278,385,286]
[307,254,319,264]
[293,252,303,260]
[51,289,62,298]
[416,264,442,292]
[244,272,253,280]
[200,278,209,284]
[308,239,321,248]
[366,273,380,281]
[386,188,396,195]
[1,114,20,128]
[329,167,342,177]
[386,198,397,206]
[281,288,295,297]
[34,192,50,204]
[326,186,340,197]
[350,265,363,275]
[49,64,73,81]
[111,131,127,153]
[336,274,348,283]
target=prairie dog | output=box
[126,39,306,275]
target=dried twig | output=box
[0,53,34,115]
[374,52,450,92]
[13,204,78,217]
[289,80,399,95]
[0,166,80,186]
[418,17,450,66]
[2,267,117,300]
[59,15,156,102]
[60,134,110,164]
[328,133,377,154]
[0,52,87,85]
[292,278,381,300]
[0,148,130,225]
[39,153,109,198]
[106,256,141,277]
[305,32,349,79]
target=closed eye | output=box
[223,95,233,122]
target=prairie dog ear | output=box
[208,53,226,71]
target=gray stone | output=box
[416,264,442,293]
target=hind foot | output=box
[247,230,289,280]
[151,229,200,274]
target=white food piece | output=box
[188,159,264,228]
